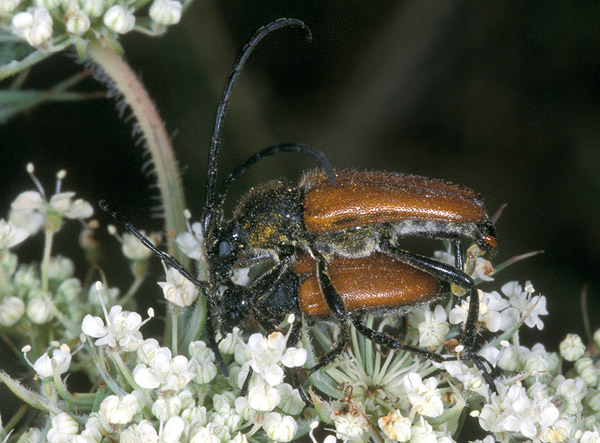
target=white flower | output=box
[133,348,195,392]
[103,5,135,34]
[121,231,158,261]
[0,219,29,249]
[10,167,93,235]
[555,376,586,415]
[190,424,220,443]
[152,394,182,421]
[247,331,306,386]
[0,296,25,326]
[119,420,159,442]
[247,378,281,411]
[0,0,21,13]
[33,344,71,378]
[559,333,585,362]
[402,373,443,418]
[417,304,449,348]
[149,0,181,25]
[378,409,411,442]
[81,305,145,351]
[502,281,548,330]
[161,416,186,443]
[47,413,79,442]
[479,383,559,439]
[539,416,572,442]
[11,7,53,47]
[449,289,513,333]
[522,343,559,376]
[100,394,140,425]
[332,402,370,442]
[437,359,490,397]
[581,429,600,443]
[158,267,199,307]
[80,416,102,442]
[409,416,437,443]
[496,343,522,372]
[262,412,297,442]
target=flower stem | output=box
[87,42,188,261]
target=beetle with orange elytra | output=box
[100,17,498,393]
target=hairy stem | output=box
[87,42,188,260]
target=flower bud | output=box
[35,0,60,10]
[149,0,181,25]
[101,394,140,425]
[48,413,79,442]
[276,384,305,416]
[559,333,585,362]
[0,296,25,326]
[152,395,182,421]
[56,277,82,302]
[262,412,297,442]
[247,380,280,412]
[594,328,600,350]
[65,7,90,35]
[585,389,600,413]
[575,357,598,387]
[81,0,103,17]
[12,7,53,47]
[103,5,135,34]
[27,295,54,324]
[497,344,521,372]
[0,0,21,13]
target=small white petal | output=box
[81,314,106,338]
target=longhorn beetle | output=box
[100,17,498,392]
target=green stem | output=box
[40,228,54,293]
[86,42,188,260]
[170,306,178,355]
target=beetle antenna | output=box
[99,200,212,301]
[203,18,312,235]
[215,143,335,215]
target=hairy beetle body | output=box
[101,18,500,395]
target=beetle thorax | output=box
[233,181,304,250]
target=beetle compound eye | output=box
[219,240,231,256]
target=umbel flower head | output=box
[2,0,187,55]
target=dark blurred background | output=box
[1,0,599,411]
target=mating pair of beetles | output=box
[101,18,499,392]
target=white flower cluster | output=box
[2,168,600,443]
[313,248,600,442]
[2,0,184,48]
[0,165,95,333]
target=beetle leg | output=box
[381,242,474,290]
[350,315,445,363]
[309,318,351,373]
[452,239,464,273]
[206,305,229,375]
[381,242,498,392]
[315,253,346,319]
[240,366,254,397]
